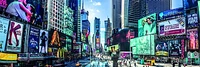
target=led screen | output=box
[6,21,24,52]
[2,0,45,28]
[138,13,156,37]
[130,35,155,55]
[0,17,9,51]
[156,42,169,56]
[184,0,197,9]
[28,26,40,53]
[187,13,198,27]
[167,40,185,57]
[158,17,186,36]
[187,28,199,50]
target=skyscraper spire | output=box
[82,0,84,9]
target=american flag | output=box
[86,26,90,37]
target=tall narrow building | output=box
[112,0,122,29]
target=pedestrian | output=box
[134,62,136,67]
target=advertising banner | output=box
[130,35,155,55]
[0,17,9,51]
[168,40,182,56]
[158,8,184,21]
[156,42,168,56]
[6,21,23,52]
[187,13,198,27]
[158,17,186,36]
[49,29,60,47]
[138,13,156,37]
[0,52,17,60]
[2,0,46,28]
[39,30,48,53]
[184,0,198,9]
[28,26,40,53]
[187,28,199,50]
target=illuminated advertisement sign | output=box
[158,17,186,36]
[120,51,131,59]
[187,13,198,27]
[3,0,45,28]
[49,29,60,47]
[187,28,199,50]
[39,30,48,53]
[28,26,40,53]
[6,21,23,52]
[156,42,168,56]
[130,35,155,55]
[158,8,184,21]
[0,52,17,60]
[184,0,197,9]
[167,40,184,57]
[0,17,9,51]
[138,13,156,37]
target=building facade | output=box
[47,0,65,32]
[112,0,122,29]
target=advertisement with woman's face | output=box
[3,0,44,27]
[187,28,198,50]
[6,21,23,52]
[0,17,10,51]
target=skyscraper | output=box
[47,0,65,32]
[94,17,101,52]
[128,0,171,30]
[112,0,122,29]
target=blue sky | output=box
[85,0,112,45]
[172,0,183,9]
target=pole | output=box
[129,30,131,67]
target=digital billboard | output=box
[138,13,156,37]
[0,17,9,51]
[39,30,48,53]
[156,42,169,56]
[49,29,60,47]
[6,21,24,52]
[158,17,186,36]
[187,28,199,50]
[2,0,45,28]
[158,8,184,21]
[167,40,184,57]
[187,13,198,27]
[130,35,155,55]
[28,26,40,53]
[184,0,197,9]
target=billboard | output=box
[2,0,45,28]
[184,0,198,9]
[130,35,155,55]
[0,17,9,51]
[187,28,199,50]
[158,8,184,21]
[187,13,198,27]
[156,42,169,56]
[0,52,17,61]
[6,21,23,52]
[138,13,156,37]
[39,30,48,53]
[158,17,186,36]
[167,40,184,56]
[28,26,40,53]
[49,29,60,47]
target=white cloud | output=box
[90,0,93,2]
[96,10,100,12]
[93,2,101,6]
